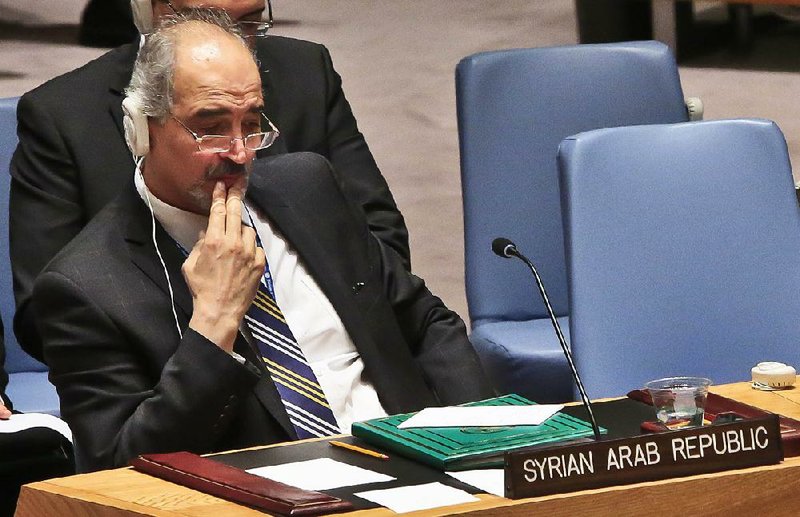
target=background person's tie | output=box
[244,257,341,439]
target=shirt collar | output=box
[134,168,208,253]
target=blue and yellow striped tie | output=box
[244,261,340,439]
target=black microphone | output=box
[492,237,602,441]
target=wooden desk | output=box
[15,383,800,516]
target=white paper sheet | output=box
[247,457,394,490]
[0,413,73,443]
[355,482,478,513]
[447,469,505,497]
[397,404,564,428]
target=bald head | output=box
[171,22,261,117]
[126,8,257,123]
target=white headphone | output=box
[122,96,150,157]
[130,0,155,34]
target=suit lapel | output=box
[245,164,374,353]
[121,183,193,321]
[245,179,340,302]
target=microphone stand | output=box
[494,238,602,441]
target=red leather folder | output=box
[628,389,800,457]
[130,451,353,515]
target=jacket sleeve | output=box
[9,93,89,362]
[34,270,259,472]
[318,45,412,270]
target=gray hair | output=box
[125,8,252,123]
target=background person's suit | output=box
[11,36,409,362]
[79,0,138,47]
[33,153,492,472]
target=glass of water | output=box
[645,376,712,428]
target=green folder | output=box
[351,394,604,471]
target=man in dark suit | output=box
[11,0,409,363]
[33,10,492,473]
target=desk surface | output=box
[15,383,800,516]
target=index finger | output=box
[206,181,227,238]
[225,184,244,240]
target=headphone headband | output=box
[130,0,154,33]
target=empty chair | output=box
[456,41,689,402]
[0,96,60,415]
[559,118,800,399]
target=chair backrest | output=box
[457,41,688,326]
[0,96,47,374]
[559,119,800,399]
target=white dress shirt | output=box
[135,172,387,432]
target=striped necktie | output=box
[243,252,341,439]
[169,208,340,439]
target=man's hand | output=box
[183,181,266,352]
[0,401,11,420]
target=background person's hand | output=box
[0,402,11,420]
[183,181,265,352]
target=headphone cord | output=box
[136,157,184,339]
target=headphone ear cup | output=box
[122,97,150,157]
[130,0,154,34]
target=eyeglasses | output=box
[238,0,273,38]
[166,0,273,38]
[172,113,280,153]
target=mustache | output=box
[205,160,252,180]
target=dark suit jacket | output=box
[11,35,409,362]
[33,153,492,472]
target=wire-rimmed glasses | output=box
[237,0,273,38]
[166,0,273,38]
[172,113,280,153]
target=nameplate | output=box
[504,414,782,499]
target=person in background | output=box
[11,0,410,363]
[0,321,73,517]
[79,0,139,47]
[34,9,493,473]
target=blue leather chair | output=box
[0,96,60,415]
[559,119,800,399]
[456,41,690,402]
